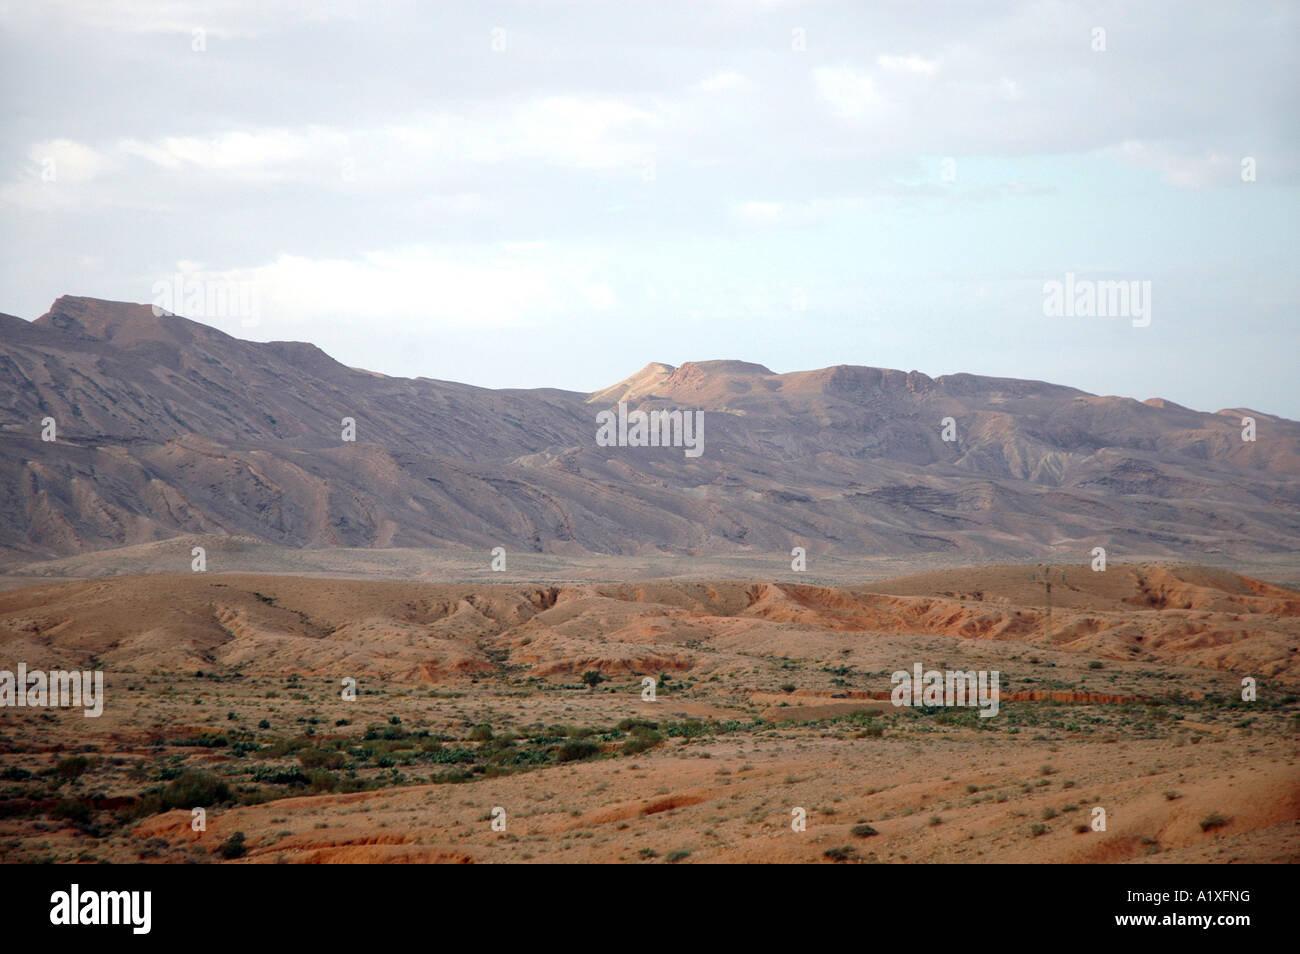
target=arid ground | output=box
[1,561,1296,863]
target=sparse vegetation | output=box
[218,831,247,859]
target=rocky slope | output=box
[1,295,1297,563]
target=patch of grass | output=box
[297,747,344,770]
[622,728,664,756]
[1199,813,1229,832]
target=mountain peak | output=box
[35,296,155,336]
[32,295,227,348]
[672,359,774,377]
[588,361,676,404]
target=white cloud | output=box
[118,127,343,180]
[15,0,366,38]
[474,96,660,169]
[171,245,618,335]
[876,54,937,75]
[696,70,750,94]
[31,138,109,183]
[0,94,663,210]
[732,201,785,226]
[814,66,882,120]
[1104,141,1242,189]
[730,195,881,229]
[0,139,114,210]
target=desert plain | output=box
[1,554,1296,864]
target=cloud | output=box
[14,0,367,38]
[118,128,332,174]
[160,245,618,335]
[730,195,883,229]
[0,139,114,210]
[1103,141,1252,189]
[696,71,751,94]
[814,66,882,120]
[876,54,938,75]
[0,95,663,210]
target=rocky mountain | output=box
[1,295,1297,565]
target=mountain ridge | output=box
[1,295,1297,564]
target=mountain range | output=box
[1,295,1297,566]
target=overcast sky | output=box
[2,1,1297,416]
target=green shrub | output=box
[55,756,91,779]
[622,727,664,756]
[307,770,339,793]
[298,747,344,769]
[555,740,600,763]
[159,771,231,810]
[218,831,247,859]
[615,718,659,732]
[52,798,91,824]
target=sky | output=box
[1,0,1297,417]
